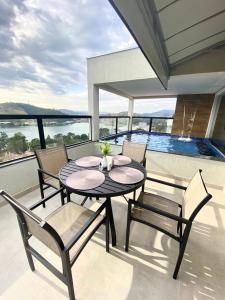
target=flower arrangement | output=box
[99,142,111,156]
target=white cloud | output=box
[0,0,136,110]
[133,98,177,114]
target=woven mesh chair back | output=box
[35,145,68,179]
[122,141,146,163]
[0,191,60,254]
[183,170,210,220]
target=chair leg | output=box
[40,189,46,208]
[67,191,71,203]
[125,201,132,252]
[81,196,88,206]
[133,190,136,201]
[107,197,117,247]
[59,184,65,206]
[106,203,110,253]
[40,183,46,208]
[18,219,35,271]
[63,255,76,300]
[173,226,191,279]
[38,171,45,208]
[24,243,35,272]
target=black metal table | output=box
[59,158,146,246]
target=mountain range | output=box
[0,102,174,117]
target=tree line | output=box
[0,131,89,154]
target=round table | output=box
[59,157,146,246]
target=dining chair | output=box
[125,169,212,279]
[122,141,147,167]
[122,141,147,200]
[35,145,70,207]
[0,189,110,300]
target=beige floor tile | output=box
[0,176,225,299]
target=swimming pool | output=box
[102,131,225,159]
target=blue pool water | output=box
[102,131,225,159]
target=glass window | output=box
[43,118,91,148]
[0,119,40,163]
[132,118,149,131]
[99,118,116,137]
[151,118,173,133]
[118,118,129,133]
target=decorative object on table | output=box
[113,155,131,166]
[107,156,113,171]
[109,166,144,184]
[66,170,105,190]
[75,156,102,167]
[99,142,112,169]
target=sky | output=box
[0,0,176,114]
[133,98,176,114]
[0,0,136,112]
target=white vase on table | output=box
[101,155,108,169]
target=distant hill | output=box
[100,109,174,117]
[60,109,87,115]
[0,102,65,115]
[136,109,174,117]
[0,102,174,117]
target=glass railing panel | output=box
[151,118,173,133]
[99,118,116,137]
[118,117,129,133]
[132,117,149,131]
[0,119,40,162]
[43,118,91,148]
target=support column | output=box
[88,84,99,141]
[128,98,134,131]
[205,87,225,138]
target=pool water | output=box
[102,131,225,159]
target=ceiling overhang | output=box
[99,72,225,99]
[109,0,170,89]
[109,0,225,90]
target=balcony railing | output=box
[99,116,130,138]
[132,116,174,134]
[0,114,92,164]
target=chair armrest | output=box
[64,201,107,252]
[38,169,59,180]
[29,187,64,210]
[146,176,187,190]
[130,199,188,224]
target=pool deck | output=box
[1,174,225,299]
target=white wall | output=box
[0,142,99,198]
[110,144,225,188]
[87,48,156,85]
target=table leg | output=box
[107,197,116,246]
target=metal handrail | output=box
[0,114,92,119]
[0,114,92,165]
[131,116,173,132]
[99,115,130,136]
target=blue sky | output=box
[0,0,176,113]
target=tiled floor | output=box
[0,175,225,300]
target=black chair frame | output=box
[125,175,212,279]
[120,142,147,201]
[35,144,71,207]
[1,189,111,300]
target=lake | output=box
[0,122,128,141]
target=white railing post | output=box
[88,84,99,141]
[128,98,134,131]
